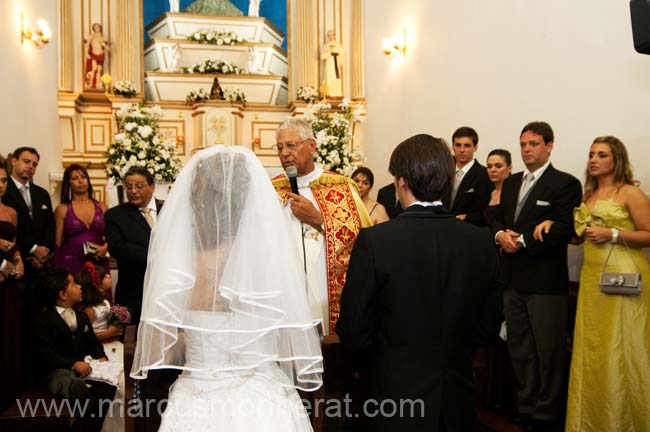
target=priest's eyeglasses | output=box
[273,139,310,153]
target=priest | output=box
[272,118,370,335]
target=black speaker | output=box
[631,0,650,54]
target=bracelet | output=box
[611,228,619,244]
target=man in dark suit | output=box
[33,268,115,432]
[490,122,582,431]
[105,166,162,324]
[442,126,493,226]
[337,134,502,432]
[1,147,55,279]
[376,182,403,219]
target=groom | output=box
[337,134,502,431]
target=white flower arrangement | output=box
[186,88,211,105]
[187,28,245,46]
[105,104,182,183]
[301,99,364,177]
[223,87,246,103]
[112,80,138,98]
[181,58,246,75]
[296,85,319,103]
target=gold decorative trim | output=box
[146,13,285,39]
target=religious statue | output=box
[248,0,261,17]
[184,0,244,16]
[210,76,225,100]
[246,46,262,74]
[167,43,182,72]
[169,0,180,13]
[85,23,110,89]
[320,30,343,97]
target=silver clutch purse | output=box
[599,272,641,296]
[599,237,642,296]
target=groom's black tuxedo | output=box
[337,205,502,431]
[105,200,163,323]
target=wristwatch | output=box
[611,228,619,244]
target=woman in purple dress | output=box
[54,165,111,300]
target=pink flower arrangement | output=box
[108,305,131,327]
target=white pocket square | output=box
[465,188,475,193]
[536,200,551,206]
[41,204,48,210]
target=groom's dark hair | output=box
[389,134,454,202]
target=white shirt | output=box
[11,176,38,253]
[281,167,329,334]
[55,305,78,331]
[520,160,551,195]
[141,198,158,225]
[456,159,475,181]
[408,200,443,208]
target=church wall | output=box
[362,0,650,193]
[0,0,61,193]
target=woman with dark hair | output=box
[483,149,512,228]
[54,165,110,298]
[535,136,650,431]
[352,167,389,225]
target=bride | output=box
[130,145,323,431]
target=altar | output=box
[56,0,367,204]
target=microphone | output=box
[286,166,299,195]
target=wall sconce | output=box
[382,28,407,59]
[21,11,51,47]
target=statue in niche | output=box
[183,0,244,16]
[84,23,110,88]
[320,30,343,97]
[167,43,182,72]
[210,76,225,100]
[248,0,261,17]
[169,0,180,13]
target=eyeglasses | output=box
[124,183,149,191]
[273,139,310,153]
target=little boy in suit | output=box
[33,268,116,431]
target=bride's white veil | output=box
[130,145,323,391]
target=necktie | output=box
[514,173,535,221]
[20,185,32,213]
[141,207,155,229]
[450,169,463,205]
[62,308,77,331]
[518,173,534,204]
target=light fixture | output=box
[21,11,51,47]
[382,28,407,60]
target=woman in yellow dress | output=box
[535,136,650,431]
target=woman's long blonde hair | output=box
[583,136,638,202]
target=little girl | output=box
[77,262,123,362]
[77,262,125,432]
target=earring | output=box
[68,189,72,201]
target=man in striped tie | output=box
[489,121,582,431]
[105,166,162,324]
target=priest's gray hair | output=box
[276,118,315,141]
